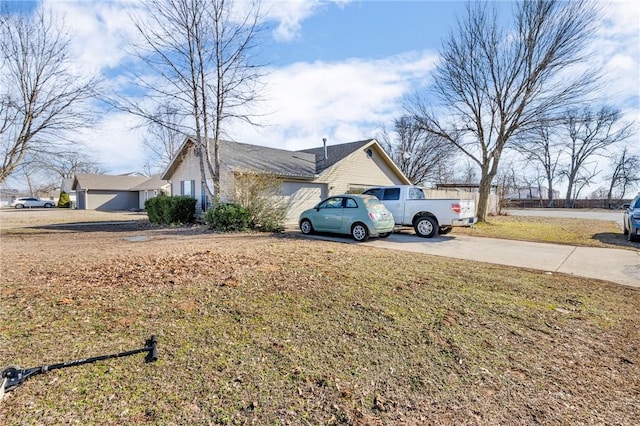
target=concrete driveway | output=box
[293,230,640,288]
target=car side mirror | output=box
[315,206,321,211]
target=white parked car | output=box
[10,197,55,209]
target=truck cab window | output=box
[382,188,400,201]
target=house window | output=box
[144,190,149,201]
[181,180,195,197]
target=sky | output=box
[3,0,640,188]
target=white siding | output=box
[317,146,405,195]
[169,145,226,214]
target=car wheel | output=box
[439,226,452,235]
[379,232,392,238]
[623,221,629,235]
[414,216,438,238]
[300,219,314,235]
[14,204,24,209]
[43,203,53,208]
[628,229,638,242]
[351,223,369,242]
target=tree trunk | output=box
[476,174,495,222]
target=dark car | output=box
[623,193,640,242]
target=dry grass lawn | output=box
[1,210,638,425]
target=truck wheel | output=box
[439,226,452,235]
[414,216,438,238]
[351,223,369,242]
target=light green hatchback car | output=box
[299,194,395,242]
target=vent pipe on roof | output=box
[322,137,328,160]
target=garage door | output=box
[280,182,327,225]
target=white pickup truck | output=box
[362,185,476,238]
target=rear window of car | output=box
[364,198,386,210]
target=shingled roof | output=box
[73,173,152,191]
[162,137,394,180]
[220,140,317,178]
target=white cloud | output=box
[593,2,640,108]
[261,0,350,42]
[42,0,142,74]
[228,51,438,151]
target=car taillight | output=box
[369,212,378,221]
[451,203,461,213]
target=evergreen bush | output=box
[145,195,196,225]
[204,202,250,231]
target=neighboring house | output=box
[72,173,168,211]
[131,173,171,210]
[161,137,411,224]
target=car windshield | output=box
[634,198,640,209]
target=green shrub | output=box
[204,202,250,231]
[145,195,196,225]
[57,191,71,208]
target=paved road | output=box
[506,208,624,227]
[294,230,640,288]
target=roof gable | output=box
[298,139,373,174]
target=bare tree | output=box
[123,0,265,200]
[142,103,184,173]
[0,7,98,185]
[561,106,633,207]
[379,116,456,185]
[406,0,600,221]
[606,146,640,206]
[569,163,600,203]
[516,118,565,207]
[35,150,106,180]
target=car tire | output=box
[14,204,24,209]
[300,219,314,235]
[623,220,629,235]
[351,223,369,242]
[414,216,438,238]
[43,203,53,208]
[379,232,392,238]
[628,229,638,242]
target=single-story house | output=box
[161,137,411,224]
[72,173,169,211]
[131,173,171,209]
